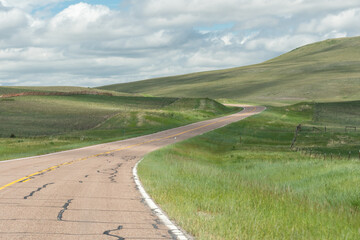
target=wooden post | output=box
[291,124,302,149]
[349,151,351,160]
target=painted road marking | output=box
[133,158,189,240]
[0,107,258,191]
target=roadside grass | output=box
[138,101,360,239]
[0,95,237,161]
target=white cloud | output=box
[0,4,28,33]
[298,8,360,34]
[1,0,360,87]
[50,3,110,29]
[246,35,319,52]
[0,0,67,11]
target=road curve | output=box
[0,105,265,240]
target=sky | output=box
[0,0,360,87]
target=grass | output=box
[0,86,125,95]
[98,36,360,105]
[313,101,360,126]
[138,101,360,239]
[0,95,237,161]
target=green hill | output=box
[0,95,232,137]
[0,94,236,160]
[0,86,130,96]
[98,36,360,104]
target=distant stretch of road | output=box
[0,105,265,240]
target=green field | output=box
[99,36,360,105]
[0,94,237,160]
[0,86,130,97]
[138,101,360,239]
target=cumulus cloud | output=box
[0,0,67,11]
[298,8,360,34]
[1,0,360,86]
[0,4,29,36]
[49,3,110,30]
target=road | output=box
[0,105,264,239]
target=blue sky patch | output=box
[47,0,122,15]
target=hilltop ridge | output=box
[98,36,360,104]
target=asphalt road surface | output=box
[0,105,265,240]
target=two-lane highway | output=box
[0,106,264,239]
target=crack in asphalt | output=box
[99,153,114,157]
[103,225,125,240]
[98,163,123,183]
[109,163,122,183]
[122,156,137,162]
[23,183,54,199]
[57,199,73,221]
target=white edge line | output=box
[133,158,190,240]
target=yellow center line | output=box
[0,107,257,191]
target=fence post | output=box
[349,151,351,160]
[291,124,301,149]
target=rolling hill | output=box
[0,86,131,97]
[98,36,360,104]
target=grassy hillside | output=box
[139,101,360,239]
[99,36,360,104]
[0,86,129,96]
[0,95,237,160]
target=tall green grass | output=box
[138,102,360,239]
